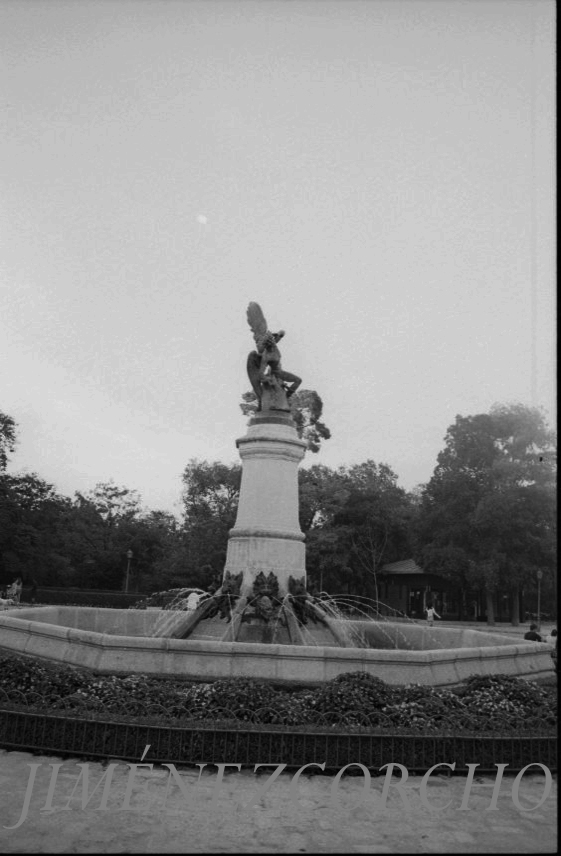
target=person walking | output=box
[425,604,440,627]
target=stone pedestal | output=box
[223,411,307,598]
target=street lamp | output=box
[84,558,95,584]
[125,550,133,593]
[536,570,543,632]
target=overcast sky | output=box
[1,0,555,516]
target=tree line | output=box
[0,403,556,623]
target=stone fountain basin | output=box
[0,607,554,687]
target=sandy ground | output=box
[0,750,556,853]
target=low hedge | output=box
[20,588,144,609]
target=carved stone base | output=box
[223,417,307,600]
[216,416,312,644]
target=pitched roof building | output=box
[378,558,527,623]
[378,558,462,618]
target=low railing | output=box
[0,692,556,773]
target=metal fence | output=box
[0,700,556,773]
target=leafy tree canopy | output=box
[175,459,242,587]
[416,403,557,620]
[0,472,72,584]
[0,411,17,472]
[74,481,142,523]
[298,464,350,532]
[300,460,414,598]
[181,459,241,522]
[432,404,556,491]
[240,388,331,453]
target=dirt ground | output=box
[0,750,556,853]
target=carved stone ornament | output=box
[252,571,280,600]
[288,575,307,596]
[288,575,310,625]
[222,571,243,596]
[244,571,283,625]
[202,571,243,623]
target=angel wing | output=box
[247,302,268,349]
[246,351,263,404]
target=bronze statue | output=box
[288,575,318,626]
[246,303,301,411]
[243,571,285,625]
[203,571,242,623]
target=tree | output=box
[289,390,331,453]
[298,465,351,593]
[178,459,242,586]
[298,464,350,533]
[240,388,331,453]
[416,404,557,625]
[0,412,189,593]
[471,481,556,622]
[327,462,413,600]
[123,510,180,593]
[68,482,144,589]
[0,472,72,585]
[0,412,17,472]
[0,413,109,587]
[300,461,414,599]
[76,481,142,523]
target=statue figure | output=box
[203,571,242,622]
[246,302,301,411]
[243,571,284,624]
[288,575,321,626]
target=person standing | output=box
[425,605,440,626]
[8,577,23,604]
[542,627,557,675]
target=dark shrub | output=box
[23,588,143,608]
[0,656,555,734]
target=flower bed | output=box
[0,654,556,734]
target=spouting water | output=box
[322,593,450,650]
[144,585,450,652]
[151,588,215,638]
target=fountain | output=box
[0,303,554,686]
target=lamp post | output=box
[536,569,543,632]
[84,558,95,584]
[125,550,133,593]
